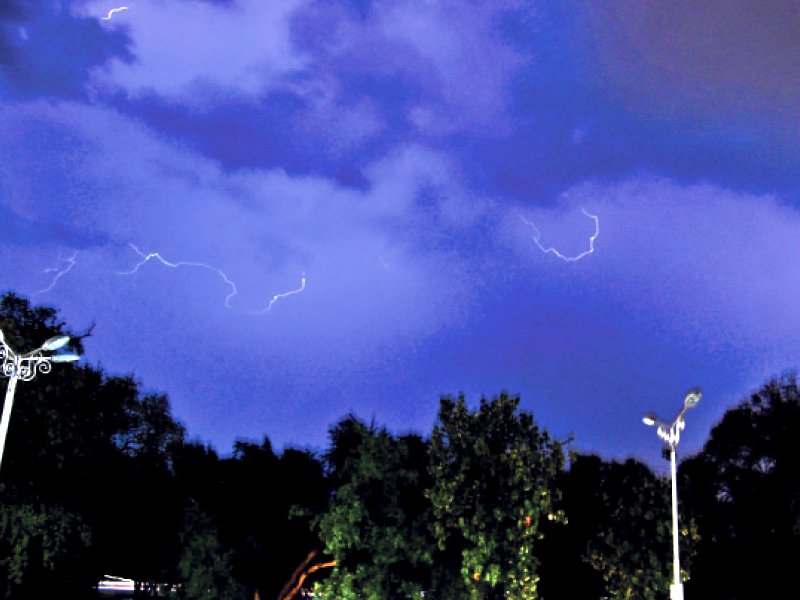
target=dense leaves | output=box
[313,417,433,599]
[428,393,563,599]
[0,502,92,597]
[177,503,245,600]
[541,454,696,600]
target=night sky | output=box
[1,0,799,467]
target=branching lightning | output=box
[118,244,305,314]
[101,6,129,20]
[521,208,599,262]
[37,251,78,294]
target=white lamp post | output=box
[642,387,702,600]
[0,327,80,473]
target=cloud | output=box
[0,99,478,350]
[293,0,526,137]
[0,1,127,99]
[82,0,529,148]
[79,0,308,102]
[575,1,800,143]
[510,176,800,364]
[370,0,524,135]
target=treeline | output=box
[0,292,798,599]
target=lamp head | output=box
[642,414,658,427]
[684,387,702,409]
[42,335,70,352]
[51,354,80,363]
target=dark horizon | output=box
[1,0,799,469]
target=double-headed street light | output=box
[0,327,80,474]
[642,387,702,600]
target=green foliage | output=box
[313,417,433,599]
[6,291,800,600]
[554,454,696,600]
[177,504,245,600]
[427,393,564,599]
[0,502,92,598]
[184,437,329,599]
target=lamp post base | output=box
[670,583,684,600]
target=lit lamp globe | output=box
[684,388,702,409]
[51,354,80,363]
[41,335,70,352]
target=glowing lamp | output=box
[51,354,80,363]
[684,387,702,409]
[41,335,70,352]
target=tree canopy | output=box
[682,373,800,599]
[427,393,563,599]
[0,292,327,598]
[2,291,799,599]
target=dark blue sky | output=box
[2,0,799,466]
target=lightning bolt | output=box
[521,208,599,262]
[118,244,305,314]
[37,251,78,294]
[253,272,306,315]
[102,6,129,20]
[118,243,240,307]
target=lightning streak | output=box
[118,243,239,306]
[253,272,306,315]
[101,6,129,20]
[118,244,305,314]
[521,208,599,262]
[38,251,78,294]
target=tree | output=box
[427,393,563,599]
[0,293,99,597]
[0,292,188,594]
[172,436,329,599]
[541,454,694,600]
[682,374,800,599]
[0,501,92,598]
[312,417,433,599]
[177,502,245,600]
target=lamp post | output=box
[642,387,702,600]
[0,327,80,473]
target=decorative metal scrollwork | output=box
[1,345,54,382]
[1,344,16,379]
[17,354,53,382]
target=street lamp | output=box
[0,327,80,473]
[642,387,702,600]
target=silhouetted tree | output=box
[0,292,187,595]
[682,374,800,599]
[540,454,694,600]
[172,435,327,599]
